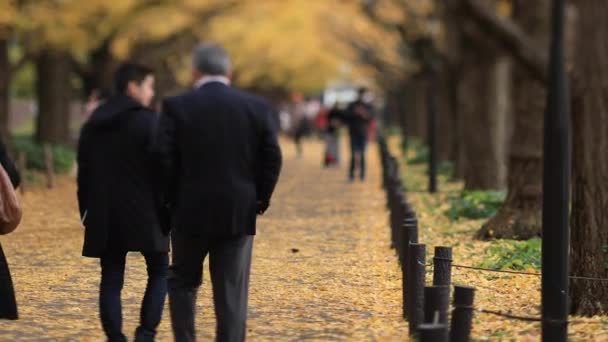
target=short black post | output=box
[408,243,426,335]
[424,285,450,325]
[419,324,448,342]
[450,286,475,342]
[392,192,405,253]
[401,215,418,319]
[389,191,397,249]
[433,246,453,287]
[401,216,418,267]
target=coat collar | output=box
[194,75,231,89]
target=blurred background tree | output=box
[3,0,608,315]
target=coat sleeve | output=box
[76,126,90,219]
[256,106,283,211]
[155,99,179,208]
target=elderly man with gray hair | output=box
[156,43,282,341]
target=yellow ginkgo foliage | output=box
[205,0,342,92]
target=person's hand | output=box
[257,200,270,215]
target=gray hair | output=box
[192,43,231,76]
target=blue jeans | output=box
[350,135,368,180]
[100,252,169,342]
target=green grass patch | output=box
[12,136,75,174]
[438,161,454,179]
[445,190,506,221]
[479,238,541,271]
[406,139,428,165]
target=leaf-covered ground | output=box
[395,138,608,341]
[0,140,408,341]
[2,138,607,341]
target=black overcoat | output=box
[77,95,169,257]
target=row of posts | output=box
[379,137,475,341]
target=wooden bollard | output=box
[450,286,476,342]
[407,243,426,335]
[398,203,414,265]
[419,323,448,342]
[402,216,418,266]
[391,191,405,251]
[424,285,450,325]
[394,196,407,257]
[401,215,418,319]
[433,246,453,287]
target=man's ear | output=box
[126,80,139,97]
[192,69,203,83]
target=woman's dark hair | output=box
[114,63,154,94]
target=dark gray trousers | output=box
[168,231,253,342]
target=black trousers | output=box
[168,231,253,342]
[349,134,368,180]
[100,251,169,342]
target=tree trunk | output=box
[406,77,428,143]
[440,3,466,179]
[35,50,72,145]
[438,64,456,163]
[82,40,117,98]
[414,78,428,143]
[0,39,10,143]
[460,50,509,190]
[477,0,549,240]
[570,0,608,316]
[447,66,464,179]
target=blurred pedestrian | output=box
[77,63,170,342]
[324,103,343,167]
[344,87,374,181]
[156,43,282,342]
[0,138,21,321]
[291,93,308,158]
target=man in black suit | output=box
[77,63,170,342]
[157,43,282,342]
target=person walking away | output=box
[0,138,21,321]
[345,87,374,181]
[324,103,343,167]
[157,43,282,342]
[77,63,170,342]
[290,93,308,158]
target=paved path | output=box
[0,140,407,341]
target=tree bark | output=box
[459,47,509,190]
[477,0,549,240]
[0,39,10,143]
[406,77,428,143]
[460,0,548,82]
[35,49,72,145]
[438,64,456,163]
[570,0,608,316]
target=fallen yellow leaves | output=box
[0,140,409,341]
[393,137,608,341]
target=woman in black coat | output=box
[0,138,21,320]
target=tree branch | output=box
[361,0,409,41]
[69,56,90,79]
[460,0,549,83]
